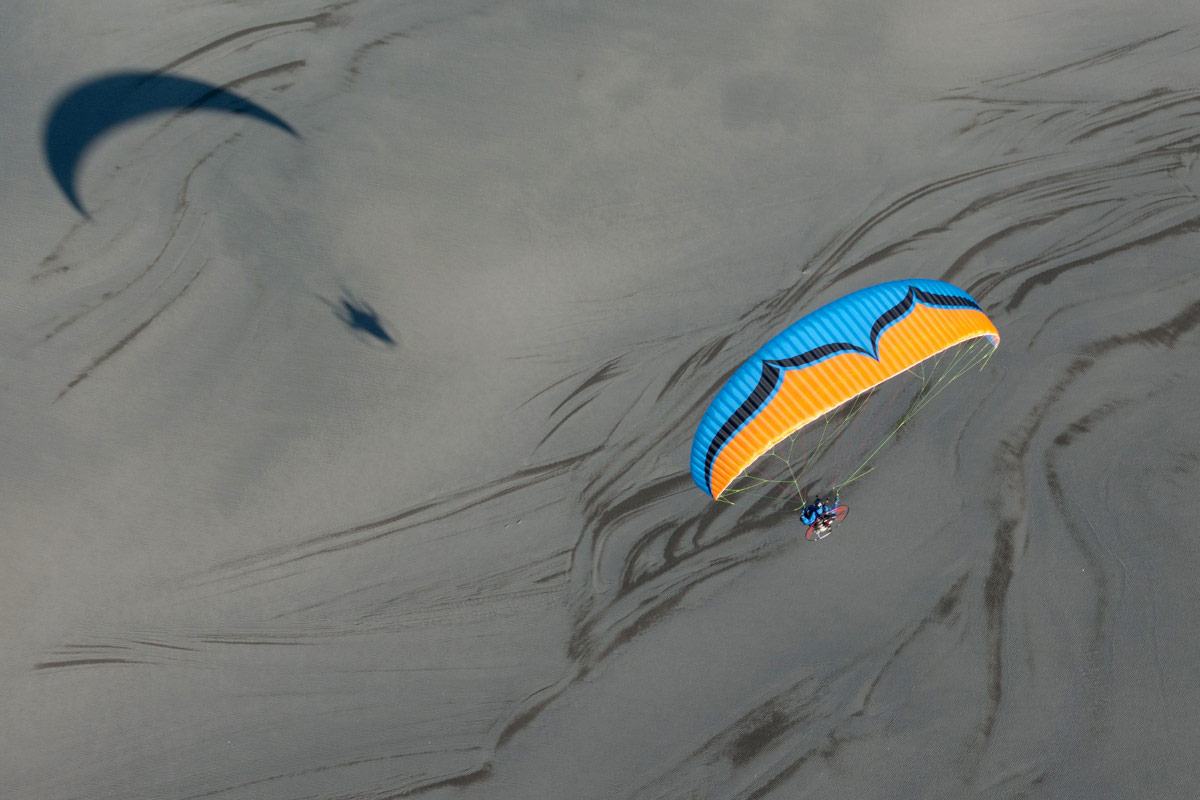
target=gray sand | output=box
[4,1,1200,798]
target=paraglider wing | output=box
[690,279,999,499]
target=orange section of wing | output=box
[709,305,998,498]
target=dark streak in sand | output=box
[35,658,148,670]
[55,257,210,402]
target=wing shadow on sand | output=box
[43,71,298,216]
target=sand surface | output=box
[4,1,1200,797]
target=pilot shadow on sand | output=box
[318,292,396,346]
